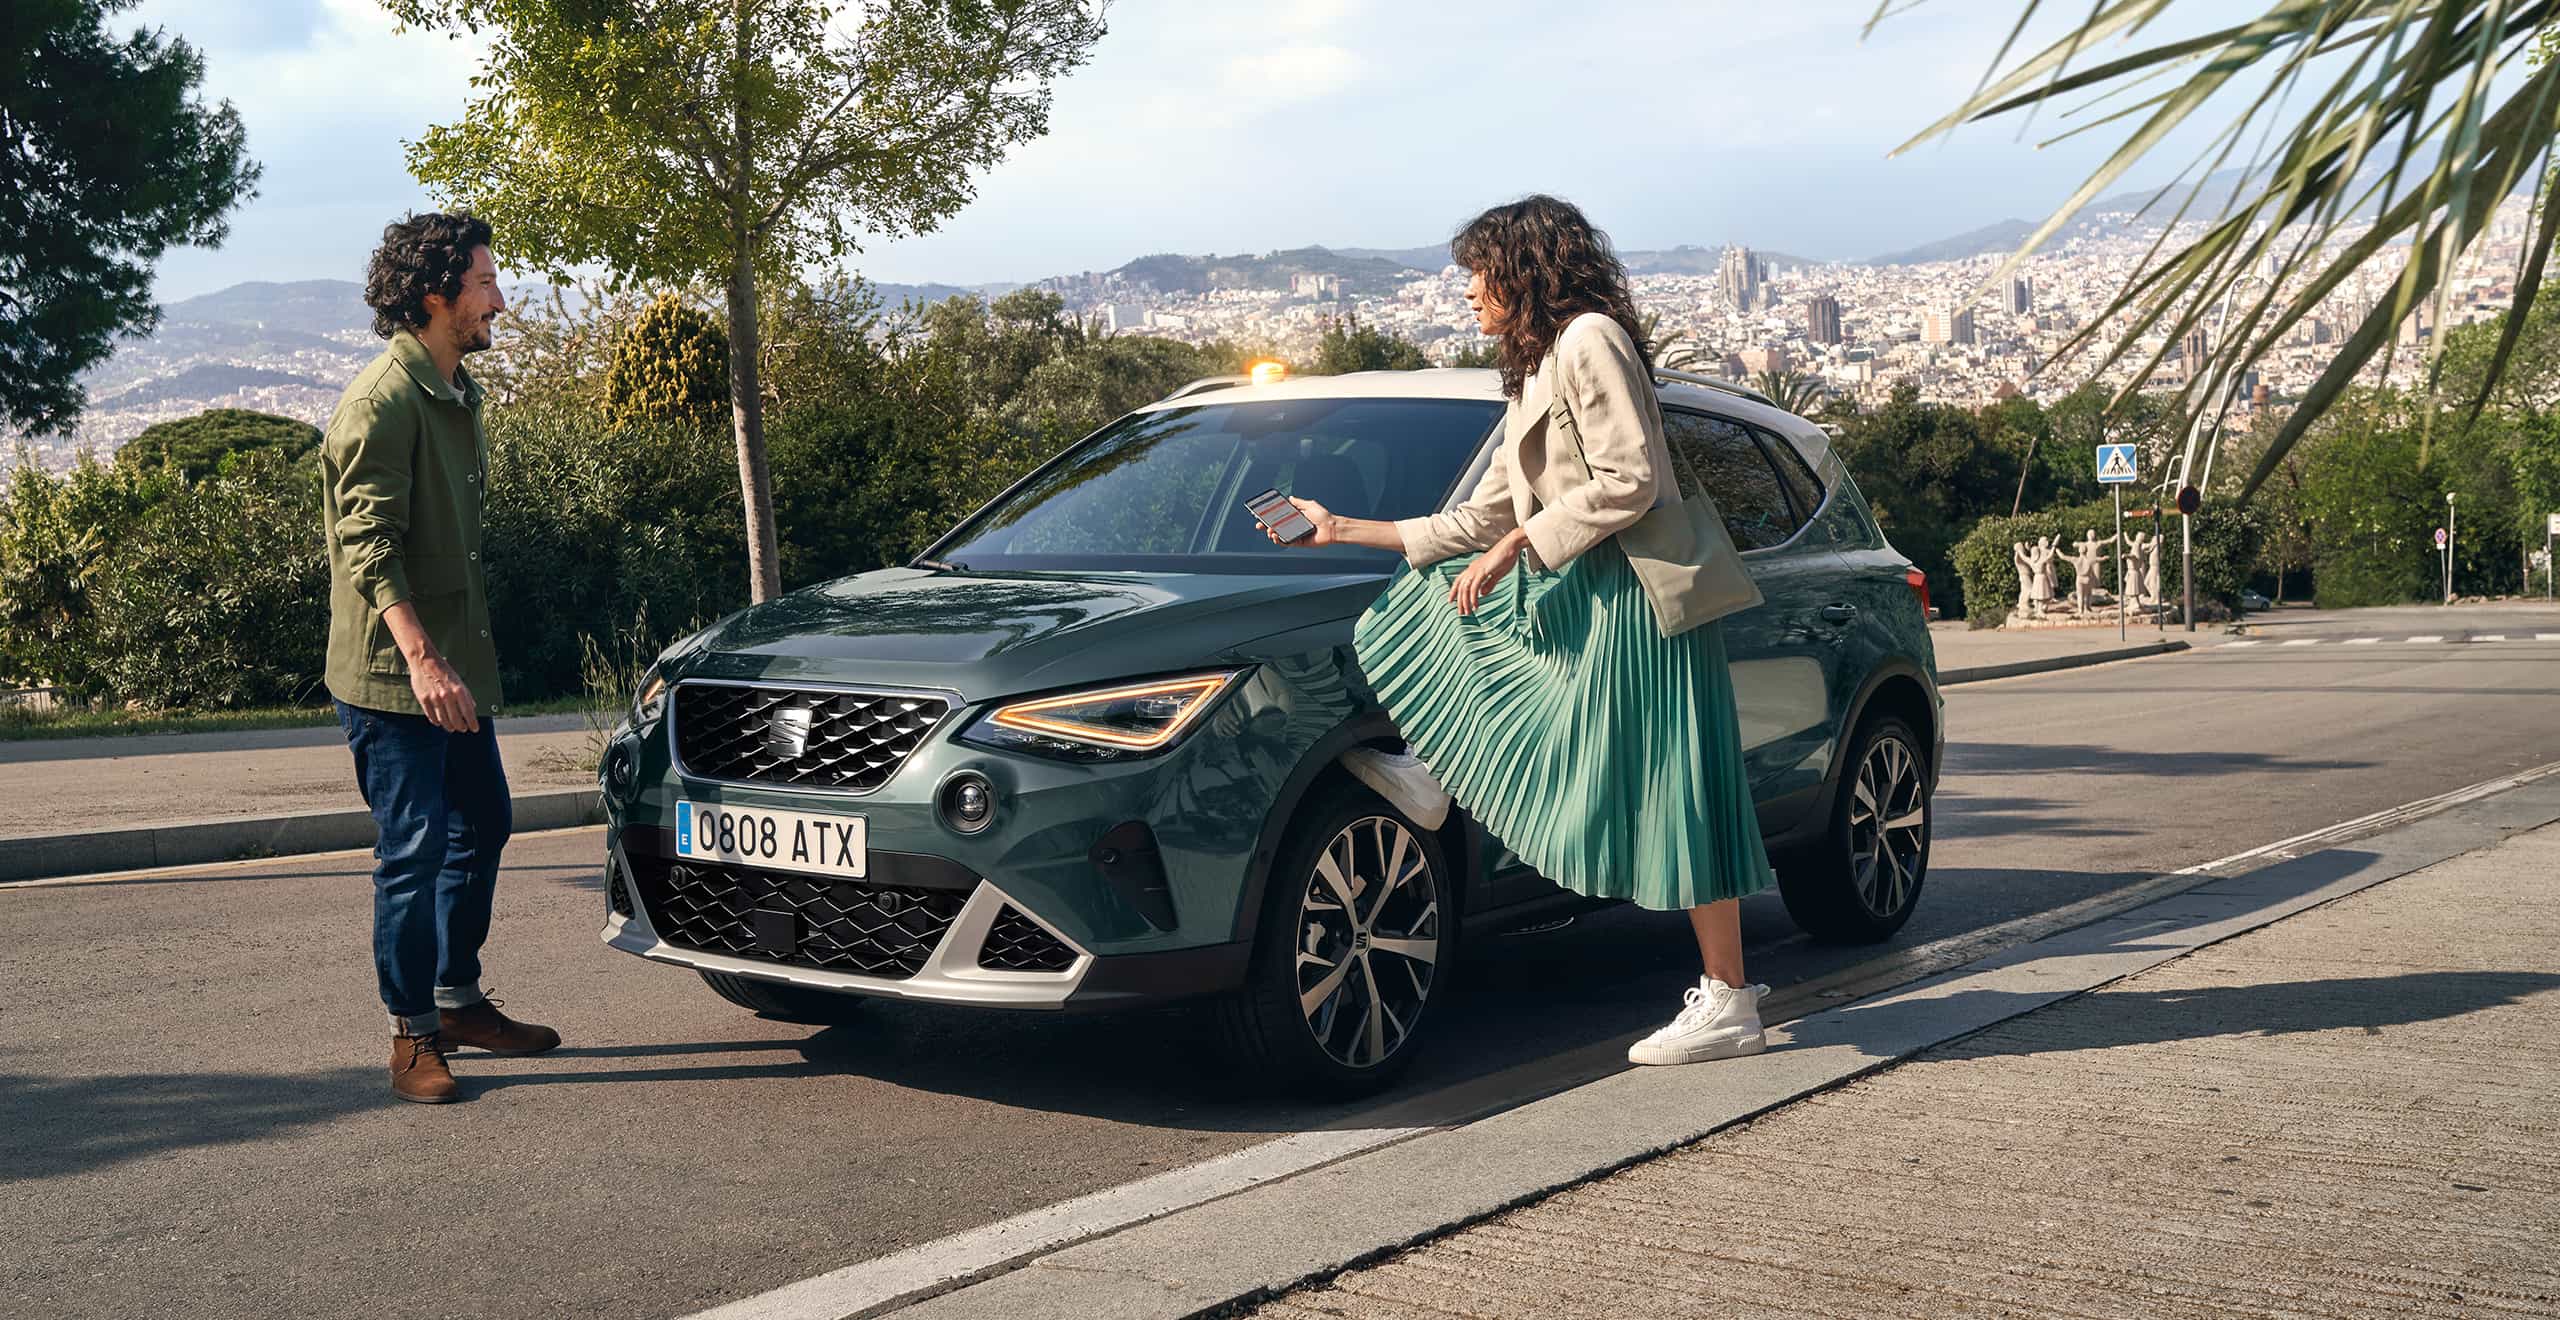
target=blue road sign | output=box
[2096,443,2138,484]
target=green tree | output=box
[1751,368,1827,417]
[0,452,172,694]
[1833,383,2053,617]
[389,0,1107,602]
[1,0,260,433]
[115,407,319,483]
[1901,2,2560,497]
[1308,314,1426,375]
[1446,338,1500,369]
[89,451,327,708]
[605,293,731,429]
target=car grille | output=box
[631,856,966,979]
[673,682,950,792]
[979,906,1077,973]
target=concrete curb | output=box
[865,769,2560,1320]
[1939,637,2188,685]
[0,788,603,884]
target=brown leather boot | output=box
[437,998,561,1056]
[391,1032,458,1104]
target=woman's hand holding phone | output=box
[1265,496,1337,547]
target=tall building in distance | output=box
[1923,306,1976,347]
[2009,276,2034,314]
[1718,244,1769,312]
[2181,328,2210,373]
[1806,294,1842,346]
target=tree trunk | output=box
[725,0,780,602]
[726,256,779,602]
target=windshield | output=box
[929,396,1502,574]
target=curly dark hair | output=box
[1451,195,1651,399]
[362,212,493,339]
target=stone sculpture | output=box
[2064,528,2118,615]
[2125,530,2163,608]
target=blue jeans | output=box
[336,700,512,1034]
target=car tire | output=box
[697,970,868,1024]
[1215,782,1454,1100]
[1778,713,1931,944]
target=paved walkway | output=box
[1252,821,2560,1319]
[0,714,596,838]
[1927,616,2194,673]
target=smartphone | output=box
[1244,488,1318,544]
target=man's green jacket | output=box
[319,330,503,716]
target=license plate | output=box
[676,801,867,879]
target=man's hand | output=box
[1449,531,1527,616]
[409,652,481,733]
[382,600,479,732]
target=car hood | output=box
[678,566,1386,701]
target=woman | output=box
[1269,195,1775,1066]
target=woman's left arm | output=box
[1518,317,1660,572]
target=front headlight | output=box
[630,665,669,728]
[960,671,1242,762]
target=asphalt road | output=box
[8,604,2557,1320]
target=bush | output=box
[89,451,329,708]
[482,404,747,700]
[1945,497,2240,627]
[605,294,731,429]
[0,453,174,695]
[116,408,320,482]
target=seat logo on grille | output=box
[764,707,815,759]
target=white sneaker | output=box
[1627,977,1770,1066]
[1342,747,1451,830]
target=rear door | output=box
[1659,408,1853,816]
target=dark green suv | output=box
[598,368,1939,1095]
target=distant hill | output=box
[1108,246,1427,297]
[163,279,373,338]
[96,363,327,409]
[870,280,1019,308]
[1623,244,1820,275]
[1864,219,2041,267]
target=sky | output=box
[131,0,2288,302]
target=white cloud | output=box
[1218,44,1365,110]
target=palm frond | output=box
[1890,0,2560,500]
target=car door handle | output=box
[1819,603,1859,625]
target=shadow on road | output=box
[0,1067,381,1184]
[1944,740,2374,778]
[1926,969,2560,1059]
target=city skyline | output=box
[122,0,2299,302]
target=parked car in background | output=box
[596,366,1941,1096]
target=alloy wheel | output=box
[1847,732,1929,919]
[1294,815,1440,1070]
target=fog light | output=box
[939,772,997,834]
[604,741,636,792]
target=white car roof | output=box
[1138,367,1840,479]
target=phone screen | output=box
[1245,488,1317,543]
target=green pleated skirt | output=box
[1351,538,1774,911]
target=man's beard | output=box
[462,317,496,354]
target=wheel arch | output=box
[1229,713,1479,948]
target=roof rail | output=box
[1650,367,1775,407]
[1159,374,1250,401]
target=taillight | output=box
[1904,567,1931,618]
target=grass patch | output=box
[0,695,595,742]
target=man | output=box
[323,212,558,1104]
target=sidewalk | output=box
[1249,821,2560,1320]
[1928,616,2194,680]
[0,714,596,841]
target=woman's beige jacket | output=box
[1394,311,1671,574]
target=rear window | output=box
[1661,409,1801,550]
[931,397,1501,574]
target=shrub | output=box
[89,451,329,708]
[482,404,746,700]
[604,294,731,429]
[0,453,174,695]
[116,408,320,482]
[1946,497,2233,627]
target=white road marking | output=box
[2280,638,2321,646]
[2540,634,2560,642]
[2477,635,2507,642]
[2407,635,2445,644]
[2343,637,2381,645]
[2222,640,2264,648]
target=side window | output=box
[1755,427,1827,524]
[1660,410,1800,550]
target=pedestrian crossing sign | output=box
[2096,443,2138,484]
